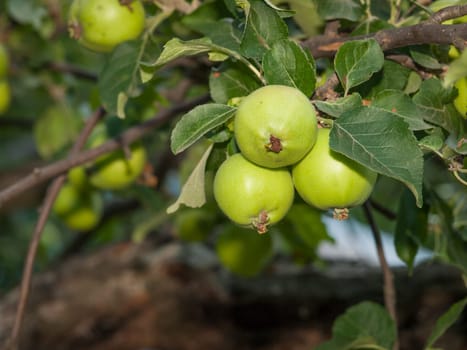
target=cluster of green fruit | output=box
[68,0,146,53]
[213,85,378,234]
[53,127,147,232]
[0,44,11,115]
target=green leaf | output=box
[201,19,243,52]
[335,39,384,95]
[405,71,423,95]
[98,40,143,118]
[410,47,443,70]
[395,188,429,271]
[358,60,411,98]
[6,0,48,35]
[276,204,330,264]
[413,78,464,136]
[167,144,214,214]
[170,103,236,154]
[263,39,316,97]
[372,90,432,130]
[330,106,424,207]
[429,189,467,274]
[289,0,323,36]
[209,61,261,104]
[316,302,396,350]
[313,93,363,118]
[316,0,364,21]
[182,3,242,53]
[425,297,467,349]
[263,0,296,17]
[284,203,332,250]
[33,104,82,160]
[223,0,240,18]
[240,0,288,60]
[418,128,445,152]
[152,37,217,67]
[132,212,168,243]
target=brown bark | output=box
[302,23,467,58]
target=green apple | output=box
[292,128,377,218]
[213,153,295,233]
[234,85,318,168]
[68,0,146,52]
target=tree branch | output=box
[302,19,467,58]
[0,94,210,208]
[3,107,106,350]
[428,4,467,24]
[363,202,399,350]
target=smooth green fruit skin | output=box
[89,142,147,190]
[53,184,103,231]
[0,45,9,78]
[234,85,318,168]
[0,80,11,115]
[213,153,294,230]
[62,192,103,231]
[71,0,145,52]
[216,223,272,277]
[68,166,89,189]
[53,183,81,215]
[292,128,377,210]
[454,77,467,119]
[174,209,214,242]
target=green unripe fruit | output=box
[53,184,103,232]
[234,85,318,168]
[68,0,146,53]
[454,77,467,119]
[53,183,81,216]
[0,80,11,115]
[68,166,89,189]
[216,223,273,277]
[292,128,377,218]
[61,192,103,231]
[0,45,9,78]
[213,153,294,233]
[89,141,147,190]
[174,208,215,242]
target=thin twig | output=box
[369,199,397,221]
[45,62,98,81]
[0,94,210,207]
[4,107,105,350]
[0,118,34,129]
[313,73,340,101]
[363,201,399,350]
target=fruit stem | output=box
[252,210,269,234]
[68,22,82,40]
[333,207,349,220]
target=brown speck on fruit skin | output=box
[252,210,270,234]
[333,208,349,220]
[265,134,282,153]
